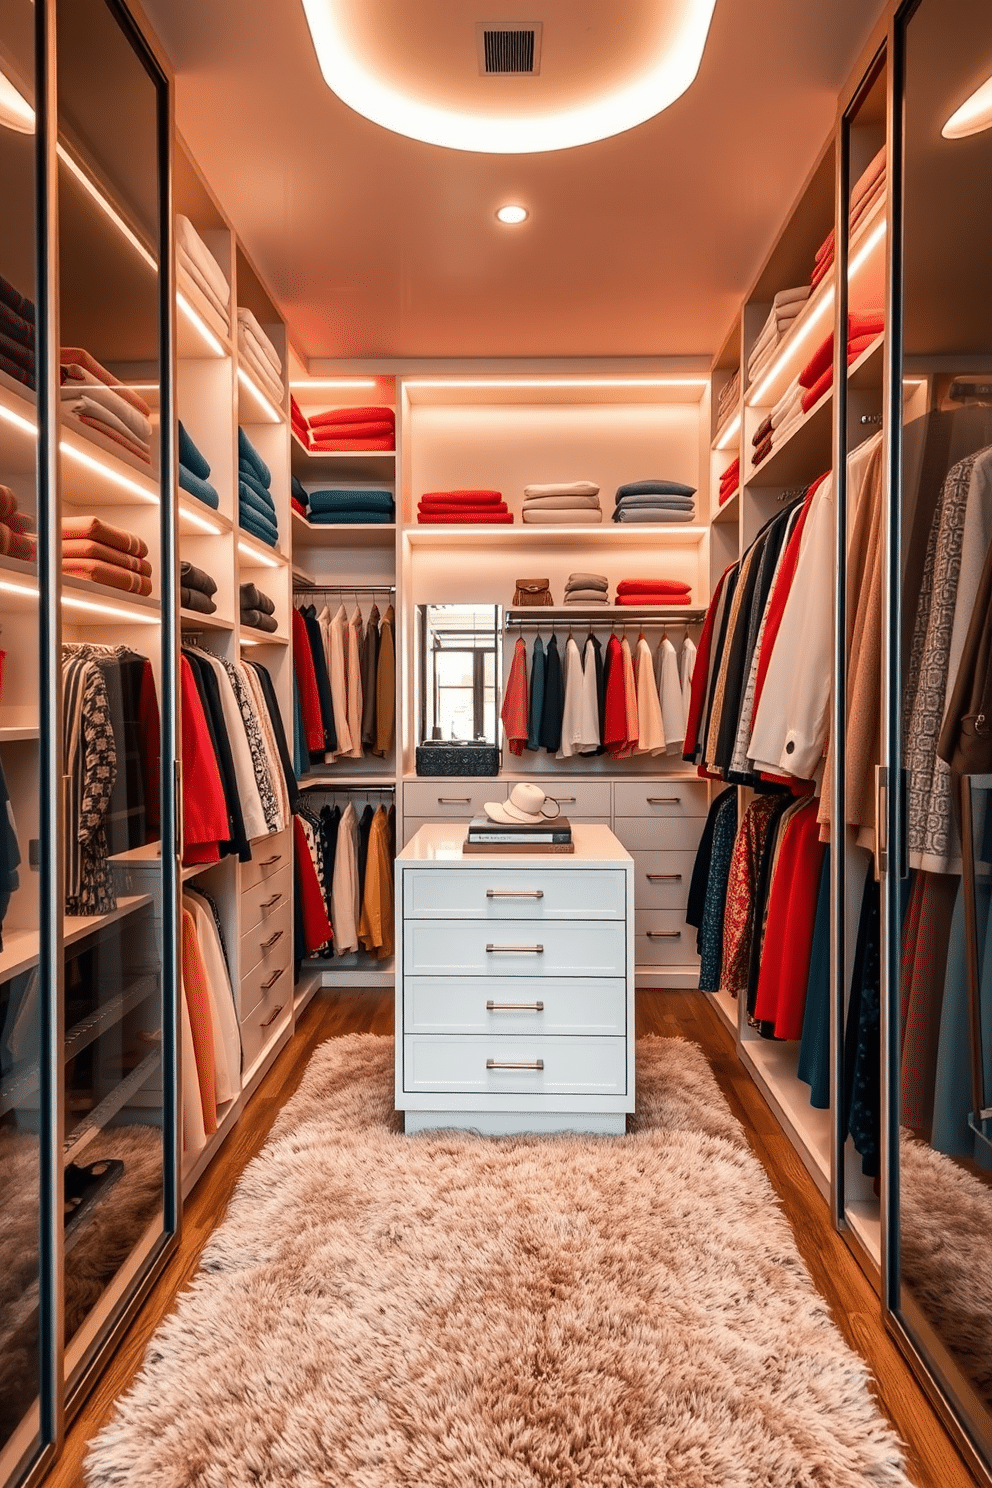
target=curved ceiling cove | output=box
[299,0,717,153]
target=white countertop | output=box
[398,821,632,868]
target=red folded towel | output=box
[62,538,152,576]
[417,512,515,524]
[800,367,833,413]
[309,405,395,429]
[420,490,504,504]
[76,415,151,464]
[60,347,151,416]
[0,521,35,561]
[847,332,878,360]
[719,485,738,507]
[62,515,148,558]
[291,496,307,515]
[616,578,691,597]
[308,419,394,441]
[616,592,690,606]
[308,435,395,451]
[62,559,153,596]
[849,308,884,341]
[799,332,834,390]
[720,458,740,482]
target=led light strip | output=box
[56,145,156,270]
[0,573,156,623]
[177,293,225,357]
[405,377,708,390]
[715,411,741,449]
[178,501,225,536]
[1,392,158,503]
[289,378,377,390]
[237,367,283,422]
[237,539,282,569]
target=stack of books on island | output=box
[463,814,574,855]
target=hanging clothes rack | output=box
[505,606,706,627]
[293,583,396,595]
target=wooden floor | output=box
[42,987,981,1488]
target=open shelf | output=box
[180,609,234,633]
[61,574,160,625]
[236,530,288,570]
[237,366,284,424]
[505,605,707,625]
[712,489,739,523]
[176,291,233,360]
[292,510,396,549]
[405,524,708,549]
[291,432,396,485]
[239,626,289,647]
[64,974,159,1063]
[178,495,232,536]
[0,725,40,742]
[738,1034,832,1200]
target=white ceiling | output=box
[143,0,887,362]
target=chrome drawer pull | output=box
[260,892,283,910]
[486,1000,545,1012]
[438,796,471,804]
[259,853,282,867]
[261,967,285,991]
[646,873,683,881]
[260,929,284,952]
[486,1059,544,1071]
[486,943,544,954]
[486,888,544,899]
[260,1001,284,1028]
[556,796,577,803]
[647,796,681,805]
[647,930,681,939]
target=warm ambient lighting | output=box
[405,377,708,390]
[943,75,992,139]
[0,398,36,438]
[715,411,741,449]
[2,387,159,502]
[179,501,224,536]
[496,205,528,225]
[0,574,155,624]
[0,67,33,133]
[300,0,716,154]
[0,577,37,599]
[238,539,282,569]
[177,293,225,356]
[289,378,377,390]
[237,366,283,422]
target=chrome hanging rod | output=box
[506,607,706,626]
[293,583,395,594]
[300,780,395,793]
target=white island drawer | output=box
[404,918,626,978]
[403,1035,627,1096]
[405,976,627,1035]
[404,868,626,920]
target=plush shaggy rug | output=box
[901,1132,992,1409]
[87,1036,911,1488]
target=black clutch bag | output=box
[415,743,500,777]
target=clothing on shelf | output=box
[176,215,230,342]
[613,478,696,524]
[236,307,283,407]
[615,578,692,606]
[0,481,36,561]
[291,396,310,448]
[181,560,218,615]
[418,489,513,524]
[238,425,279,547]
[746,286,811,387]
[291,473,309,516]
[303,488,395,525]
[0,269,35,390]
[812,146,887,288]
[178,421,220,509]
[240,581,277,633]
[306,404,395,452]
[718,457,739,505]
[564,572,609,604]
[522,481,602,524]
[60,348,152,464]
[716,367,741,430]
[797,310,885,415]
[62,514,153,597]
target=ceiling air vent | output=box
[477,22,543,75]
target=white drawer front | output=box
[404,868,626,920]
[614,781,709,819]
[635,909,696,966]
[540,781,612,817]
[241,830,291,893]
[404,782,494,818]
[241,970,292,1070]
[403,1035,627,1096]
[630,850,697,909]
[405,976,627,1035]
[613,815,705,853]
[404,918,626,978]
[241,897,293,983]
[241,863,291,934]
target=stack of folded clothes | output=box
[305,488,395,525]
[715,367,740,432]
[0,271,35,391]
[291,395,311,447]
[62,516,152,596]
[613,479,696,523]
[61,348,152,464]
[746,287,811,388]
[308,405,395,451]
[240,582,277,633]
[180,560,217,615]
[237,308,283,407]
[178,421,220,509]
[418,490,513,524]
[798,309,885,414]
[753,377,804,465]
[521,482,601,524]
[564,572,609,604]
[291,476,309,517]
[812,146,886,289]
[238,427,279,547]
[0,483,36,562]
[176,215,230,341]
[616,578,692,607]
[718,457,740,504]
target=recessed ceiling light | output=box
[943,75,992,139]
[496,204,528,225]
[299,0,717,154]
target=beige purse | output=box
[513,578,554,607]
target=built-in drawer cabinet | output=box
[635,909,695,966]
[241,830,291,892]
[628,850,698,910]
[541,781,612,818]
[404,867,626,920]
[612,814,706,852]
[403,781,496,819]
[404,917,626,979]
[403,1034,628,1096]
[613,781,709,819]
[241,863,291,936]
[240,967,292,1069]
[240,943,291,1023]
[240,896,292,984]
[405,976,628,1036]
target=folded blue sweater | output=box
[305,510,394,525]
[307,488,394,515]
[238,426,271,489]
[615,478,697,499]
[179,464,220,509]
[239,464,277,514]
[239,510,279,547]
[178,421,211,481]
[239,481,279,533]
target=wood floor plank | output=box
[38,987,982,1488]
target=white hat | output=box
[484,782,562,825]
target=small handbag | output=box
[512,578,553,607]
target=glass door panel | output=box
[55,0,171,1390]
[0,3,43,1477]
[893,0,992,1467]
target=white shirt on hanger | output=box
[680,635,696,718]
[331,801,360,953]
[633,635,665,755]
[578,635,601,753]
[657,635,686,752]
[557,635,585,759]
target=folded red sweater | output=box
[309,405,395,429]
[62,514,148,558]
[308,419,393,441]
[616,578,691,597]
[308,435,395,451]
[417,512,515,524]
[421,490,504,504]
[0,521,35,561]
[62,559,153,596]
[616,592,690,606]
[419,499,508,513]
